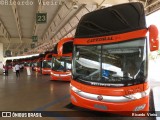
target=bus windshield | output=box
[42,60,52,68]
[72,39,147,87]
[52,57,71,71]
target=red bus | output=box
[70,2,159,113]
[34,54,45,73]
[30,57,38,71]
[41,52,53,75]
[50,37,73,81]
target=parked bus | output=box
[70,2,159,113]
[41,51,53,75]
[29,56,39,71]
[50,37,73,81]
[35,54,45,73]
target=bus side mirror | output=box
[149,25,159,51]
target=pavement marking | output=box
[33,94,70,111]
[33,94,71,120]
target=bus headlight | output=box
[125,88,150,100]
[70,85,81,93]
[134,104,146,111]
[51,72,54,75]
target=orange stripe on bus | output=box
[74,29,148,45]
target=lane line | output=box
[33,94,71,120]
[33,94,70,111]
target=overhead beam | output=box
[0,19,10,43]
[11,0,23,51]
[50,4,85,41]
[144,0,148,7]
[41,3,64,41]
[61,25,77,39]
[145,0,159,10]
[42,2,80,41]
[32,0,44,36]
[11,0,22,41]
[10,42,31,54]
[0,20,11,52]
[39,4,84,53]
[0,38,33,43]
[32,3,93,54]
[145,0,160,15]
[10,38,33,43]
[31,2,67,54]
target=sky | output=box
[146,11,160,81]
[146,10,160,32]
[146,10,160,54]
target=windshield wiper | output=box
[103,76,133,81]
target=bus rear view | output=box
[70,2,159,113]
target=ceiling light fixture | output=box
[72,1,78,9]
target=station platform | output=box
[0,69,157,120]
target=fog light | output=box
[134,104,146,111]
[70,85,81,93]
[125,89,150,100]
[51,72,54,75]
[71,95,77,103]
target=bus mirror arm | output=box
[148,25,159,51]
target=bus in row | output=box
[50,37,73,81]
[7,2,159,114]
[70,2,159,113]
[10,37,74,82]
